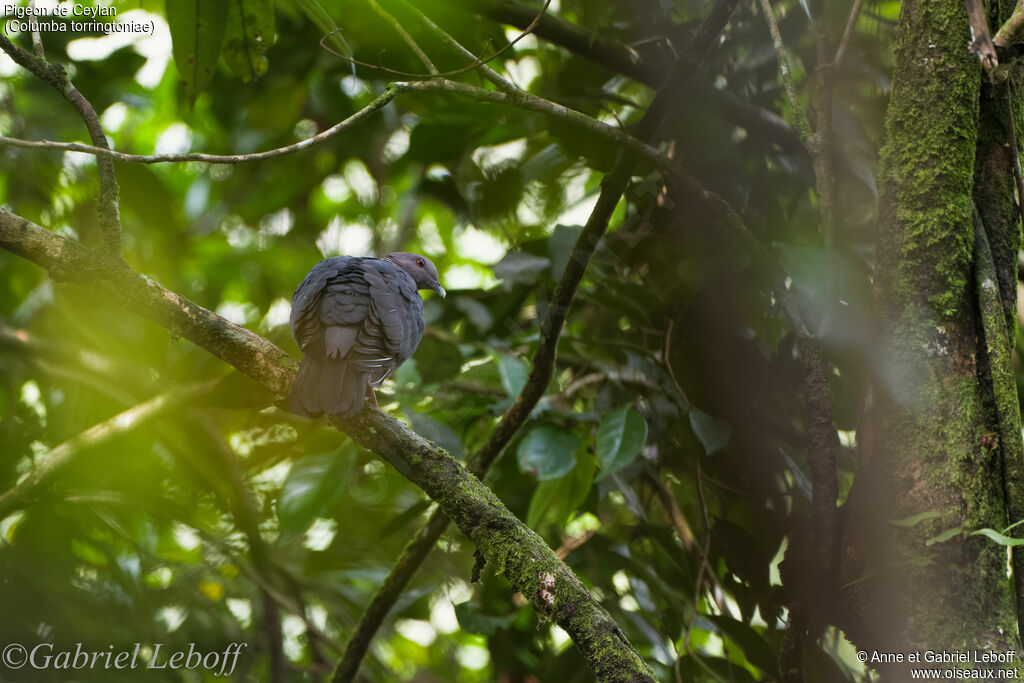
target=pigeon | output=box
[289,252,445,418]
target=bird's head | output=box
[386,252,445,298]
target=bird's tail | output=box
[289,355,367,418]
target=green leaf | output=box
[548,224,583,281]
[278,450,351,539]
[497,354,529,397]
[971,528,1024,547]
[223,0,275,81]
[455,297,493,332]
[165,0,229,103]
[406,411,462,459]
[454,602,515,635]
[393,357,422,387]
[926,527,963,546]
[492,252,551,289]
[689,409,731,455]
[476,164,524,221]
[889,511,942,527]
[707,615,778,676]
[526,478,561,529]
[287,0,352,59]
[596,406,647,481]
[516,425,580,481]
[1003,518,1024,534]
[527,451,595,528]
[413,337,463,383]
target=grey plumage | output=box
[289,253,443,418]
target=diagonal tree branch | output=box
[0,210,298,395]
[834,0,865,66]
[474,0,663,85]
[0,207,657,681]
[756,0,815,145]
[469,0,805,152]
[470,0,741,475]
[334,0,742,676]
[994,0,1024,48]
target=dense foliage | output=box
[0,0,923,680]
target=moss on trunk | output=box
[854,0,1020,658]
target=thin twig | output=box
[691,460,713,633]
[0,86,401,165]
[644,471,696,551]
[833,0,864,66]
[756,0,815,144]
[331,507,449,682]
[27,0,44,60]
[0,32,123,255]
[1,78,678,179]
[319,0,552,80]
[554,529,596,558]
[397,0,517,93]
[396,79,676,174]
[364,0,438,75]
[680,460,726,682]
[557,369,659,401]
[198,518,343,656]
[481,0,659,84]
[475,0,804,151]
[663,319,691,407]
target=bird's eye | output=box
[416,259,425,267]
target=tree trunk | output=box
[841,0,1022,661]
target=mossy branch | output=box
[756,0,815,144]
[995,0,1024,48]
[972,206,1024,639]
[333,0,742,675]
[0,208,657,681]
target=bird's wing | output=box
[351,263,424,384]
[291,257,425,389]
[290,256,356,351]
[317,260,373,360]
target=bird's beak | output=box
[432,282,446,298]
